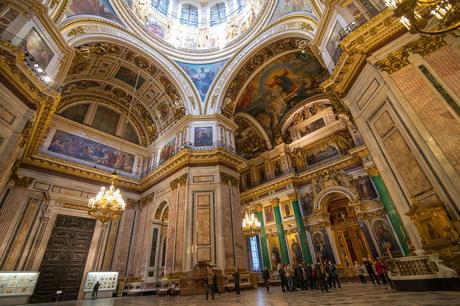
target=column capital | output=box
[170,173,187,189]
[270,198,279,207]
[287,192,298,202]
[365,165,380,177]
[253,203,263,212]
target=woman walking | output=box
[354,261,366,285]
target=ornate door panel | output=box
[30,215,96,303]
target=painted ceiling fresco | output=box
[270,0,313,22]
[235,51,329,145]
[234,116,268,160]
[65,0,120,23]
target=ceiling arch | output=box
[234,115,269,160]
[61,40,188,145]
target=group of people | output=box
[263,261,340,294]
[204,268,241,300]
[354,257,389,285]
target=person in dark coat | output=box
[92,281,100,300]
[294,264,305,290]
[364,257,380,284]
[278,264,288,292]
[327,261,341,289]
[205,270,215,300]
[318,263,329,293]
[262,267,270,293]
[304,264,313,290]
[233,269,241,294]
[213,270,221,295]
[311,264,317,290]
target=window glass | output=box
[151,0,169,15]
[210,3,226,26]
[123,122,140,145]
[249,236,261,272]
[60,103,89,124]
[180,4,198,27]
[91,105,120,135]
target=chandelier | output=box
[385,0,459,34]
[88,175,126,223]
[242,208,261,237]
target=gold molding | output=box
[220,171,239,186]
[170,174,188,190]
[365,165,380,177]
[375,35,447,74]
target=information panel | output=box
[83,272,118,292]
[0,272,39,297]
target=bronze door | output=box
[30,214,96,303]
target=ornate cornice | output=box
[320,9,406,99]
[170,174,188,190]
[365,165,380,177]
[375,35,447,74]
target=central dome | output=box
[127,0,265,50]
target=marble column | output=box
[272,199,289,264]
[255,206,271,269]
[367,166,410,256]
[289,193,313,264]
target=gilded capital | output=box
[13,175,34,188]
[253,203,263,212]
[287,193,298,202]
[365,165,380,177]
[270,198,279,207]
[220,171,239,186]
[170,174,188,189]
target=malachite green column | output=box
[290,194,313,264]
[256,209,271,270]
[273,200,290,264]
[368,167,410,256]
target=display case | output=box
[83,272,118,292]
[0,272,39,297]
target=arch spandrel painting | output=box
[65,0,121,23]
[270,0,313,22]
[236,51,329,145]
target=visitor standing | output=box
[354,261,366,285]
[213,270,221,296]
[295,264,305,290]
[364,257,380,284]
[327,261,341,289]
[319,262,329,293]
[205,270,215,300]
[263,267,270,293]
[278,264,288,292]
[233,269,241,294]
[92,281,100,300]
[375,257,388,285]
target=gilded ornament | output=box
[67,26,87,37]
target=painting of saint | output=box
[301,192,313,216]
[271,245,281,266]
[271,0,313,22]
[145,19,165,38]
[177,60,227,102]
[290,238,303,263]
[283,202,293,218]
[352,175,378,200]
[235,52,329,145]
[372,219,401,256]
[23,29,54,69]
[47,130,134,173]
[312,230,334,263]
[66,0,120,22]
[264,206,274,223]
[159,138,176,164]
[194,127,213,147]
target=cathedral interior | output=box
[0,0,459,305]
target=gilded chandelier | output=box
[242,208,261,237]
[88,175,126,223]
[385,0,459,34]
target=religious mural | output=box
[177,60,227,102]
[352,175,378,200]
[372,219,401,256]
[236,52,329,145]
[282,201,293,218]
[305,143,340,166]
[47,130,134,173]
[300,118,326,137]
[194,127,213,147]
[264,206,274,223]
[66,0,120,22]
[159,138,176,164]
[270,0,313,22]
[267,235,281,269]
[23,29,53,69]
[288,233,303,264]
[300,192,313,216]
[234,116,267,160]
[326,21,343,64]
[312,229,334,263]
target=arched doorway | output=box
[320,192,372,276]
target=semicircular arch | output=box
[313,186,360,212]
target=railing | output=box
[386,254,457,280]
[0,30,53,85]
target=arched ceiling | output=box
[60,41,186,145]
[222,37,329,148]
[234,116,268,160]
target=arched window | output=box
[91,105,120,135]
[60,103,89,123]
[180,4,199,27]
[123,122,140,145]
[151,0,169,15]
[248,236,261,272]
[210,3,226,26]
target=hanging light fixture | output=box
[385,0,459,35]
[242,207,261,237]
[88,174,126,224]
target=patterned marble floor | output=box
[24,283,460,306]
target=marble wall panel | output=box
[113,208,135,276]
[393,65,460,175]
[174,184,186,272]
